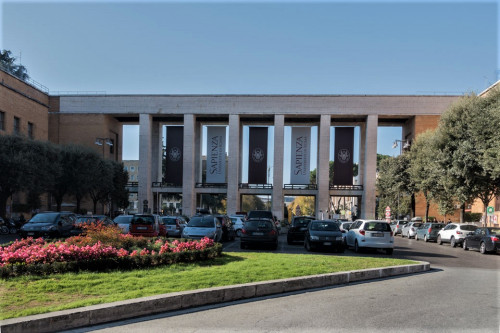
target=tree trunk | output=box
[460,203,465,223]
[93,199,98,214]
[425,200,430,222]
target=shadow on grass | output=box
[193,253,246,267]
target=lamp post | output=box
[94,137,114,158]
[392,139,410,155]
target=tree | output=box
[434,89,500,225]
[0,50,29,80]
[88,159,114,214]
[110,161,130,212]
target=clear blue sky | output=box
[1,0,498,165]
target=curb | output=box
[0,262,430,333]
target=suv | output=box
[19,212,77,239]
[390,220,408,236]
[346,220,394,254]
[129,214,161,237]
[246,210,280,231]
[437,223,477,247]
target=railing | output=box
[152,182,182,188]
[283,184,317,190]
[239,183,273,189]
[195,183,228,188]
[126,182,138,187]
[50,91,107,95]
[329,184,364,190]
[0,65,49,94]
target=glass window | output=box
[130,166,135,172]
[28,122,34,139]
[0,111,4,131]
[14,116,20,134]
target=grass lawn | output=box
[0,252,416,320]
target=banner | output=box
[248,127,268,184]
[206,126,226,183]
[333,127,354,185]
[164,126,183,186]
[290,127,311,184]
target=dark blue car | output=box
[463,227,500,254]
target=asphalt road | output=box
[62,232,499,333]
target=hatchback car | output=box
[229,215,245,237]
[20,212,77,239]
[287,216,315,244]
[463,227,500,254]
[390,220,409,236]
[240,218,279,250]
[113,215,134,234]
[415,222,445,242]
[129,214,161,237]
[304,220,344,253]
[401,222,423,239]
[346,220,394,254]
[159,216,186,237]
[182,215,222,242]
[437,223,477,247]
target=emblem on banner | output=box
[169,147,182,162]
[252,148,265,163]
[338,149,350,163]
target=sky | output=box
[1,0,498,178]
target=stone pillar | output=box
[151,121,162,213]
[182,114,196,217]
[362,114,378,219]
[227,115,241,215]
[272,115,285,220]
[138,114,153,213]
[317,115,331,217]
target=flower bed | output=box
[0,225,222,278]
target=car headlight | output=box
[310,235,319,240]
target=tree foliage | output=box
[0,50,29,80]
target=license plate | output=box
[253,232,264,236]
[299,227,307,231]
[28,232,34,236]
[137,227,147,230]
[372,233,383,237]
[324,242,332,246]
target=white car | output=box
[437,223,477,248]
[346,220,394,254]
[113,215,133,234]
[229,215,245,237]
[401,221,423,239]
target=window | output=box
[14,117,20,134]
[130,166,135,172]
[0,111,4,131]
[28,122,34,139]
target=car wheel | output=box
[236,229,242,237]
[354,240,360,253]
[386,248,393,255]
[450,237,456,248]
[305,239,311,252]
[437,235,442,245]
[424,235,428,242]
[480,242,487,254]
[463,239,469,250]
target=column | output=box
[138,114,153,213]
[272,115,284,220]
[317,115,331,217]
[362,114,378,219]
[182,114,196,217]
[151,121,162,213]
[227,114,240,215]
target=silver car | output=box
[401,222,423,239]
[113,215,133,234]
[182,215,222,242]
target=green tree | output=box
[88,159,114,214]
[0,50,29,80]
[110,161,130,212]
[241,195,266,212]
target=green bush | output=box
[464,212,482,222]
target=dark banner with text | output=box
[248,127,268,184]
[164,126,183,186]
[333,127,354,185]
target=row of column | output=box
[138,114,378,220]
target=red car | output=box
[129,214,161,237]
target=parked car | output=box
[390,220,409,236]
[159,216,187,237]
[246,210,280,231]
[287,216,315,244]
[129,214,161,237]
[304,220,344,253]
[337,221,353,245]
[113,215,134,234]
[19,212,77,239]
[401,222,423,239]
[346,220,394,254]
[463,227,500,254]
[240,218,279,250]
[71,215,115,236]
[182,215,222,242]
[215,214,236,241]
[415,222,445,242]
[229,215,245,237]
[437,223,477,247]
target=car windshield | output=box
[413,223,422,227]
[188,217,215,228]
[460,225,477,231]
[131,216,155,225]
[310,222,340,231]
[245,220,273,230]
[76,217,98,224]
[114,216,132,224]
[364,222,391,232]
[487,228,500,235]
[162,218,177,225]
[433,224,445,229]
[28,213,58,224]
[293,218,313,227]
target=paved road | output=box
[64,233,499,333]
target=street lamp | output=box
[392,139,410,155]
[95,137,113,158]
